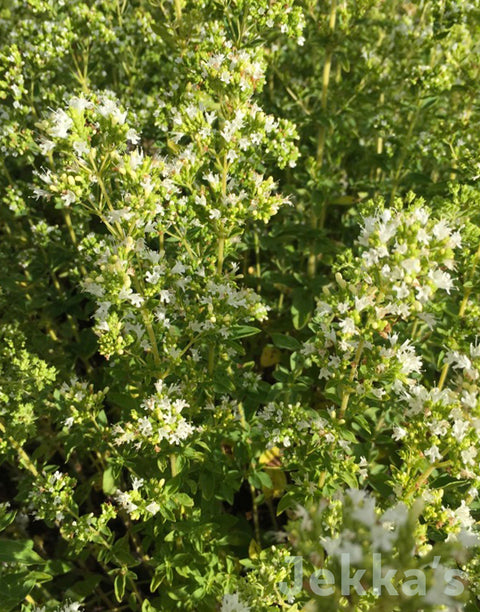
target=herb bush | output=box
[1,0,480,610]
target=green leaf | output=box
[150,571,164,593]
[114,573,126,602]
[0,539,44,565]
[74,328,98,359]
[199,472,215,501]
[229,325,261,339]
[276,492,297,515]
[142,599,158,612]
[102,466,117,495]
[248,471,273,490]
[175,493,194,507]
[0,571,34,612]
[0,510,16,533]
[43,559,72,575]
[291,289,314,330]
[271,333,301,351]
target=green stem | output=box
[0,420,38,477]
[62,209,89,278]
[170,454,178,477]
[238,405,261,545]
[208,228,226,375]
[127,575,144,605]
[250,482,261,544]
[389,102,421,204]
[253,230,261,292]
[339,339,364,419]
[174,0,182,21]
[308,0,337,279]
[217,234,225,275]
[408,461,449,498]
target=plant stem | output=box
[339,339,364,419]
[408,461,449,498]
[174,0,182,21]
[217,233,225,275]
[308,0,337,279]
[390,101,421,204]
[250,481,261,544]
[253,230,261,292]
[208,227,226,375]
[0,420,39,477]
[130,273,162,369]
[170,454,178,477]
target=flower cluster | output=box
[304,199,461,403]
[286,489,479,611]
[112,380,195,449]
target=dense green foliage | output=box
[2,0,480,610]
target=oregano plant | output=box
[1,0,480,611]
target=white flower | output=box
[209,208,221,219]
[171,261,186,275]
[98,98,127,124]
[129,149,144,170]
[428,269,454,293]
[461,446,477,466]
[61,603,83,612]
[394,283,409,299]
[429,419,448,437]
[73,140,90,157]
[412,206,429,225]
[392,426,407,441]
[424,444,442,463]
[416,284,432,303]
[417,228,430,243]
[219,70,231,84]
[381,502,408,527]
[132,477,144,490]
[452,418,469,441]
[371,523,396,551]
[114,490,138,514]
[61,190,76,206]
[454,500,475,530]
[138,416,153,437]
[377,220,397,244]
[358,456,368,478]
[129,293,144,307]
[145,501,160,515]
[39,139,55,155]
[401,257,421,274]
[448,231,462,249]
[432,219,452,241]
[461,390,477,409]
[64,416,75,430]
[107,208,133,223]
[351,496,376,527]
[339,317,357,335]
[418,312,436,329]
[126,128,140,144]
[221,593,250,612]
[69,96,91,112]
[49,109,73,138]
[397,340,422,375]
